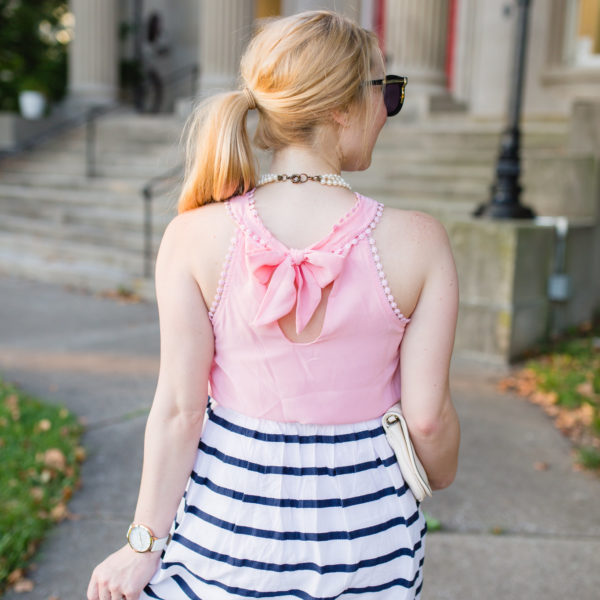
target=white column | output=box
[282,0,360,18]
[68,0,118,105]
[198,0,255,95]
[546,0,569,68]
[385,0,450,118]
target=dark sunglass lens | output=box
[384,82,402,116]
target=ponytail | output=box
[177,90,257,213]
[177,10,380,213]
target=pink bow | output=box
[245,236,346,334]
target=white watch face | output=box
[129,526,152,552]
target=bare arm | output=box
[87,211,214,600]
[399,212,460,490]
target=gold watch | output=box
[127,523,170,553]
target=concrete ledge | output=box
[442,215,599,364]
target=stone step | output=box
[0,171,147,193]
[365,157,495,179]
[375,132,567,153]
[0,181,176,209]
[0,159,176,179]
[0,135,180,179]
[0,199,174,240]
[383,114,569,134]
[8,144,181,164]
[0,109,573,302]
[377,122,568,150]
[92,114,186,144]
[0,231,151,281]
[0,213,166,253]
[374,195,479,219]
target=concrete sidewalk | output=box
[1,274,599,600]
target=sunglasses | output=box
[367,75,407,117]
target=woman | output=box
[88,10,460,600]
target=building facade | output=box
[67,0,600,121]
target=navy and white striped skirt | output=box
[141,398,427,599]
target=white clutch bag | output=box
[382,401,432,502]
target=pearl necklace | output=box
[257,172,352,190]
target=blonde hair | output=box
[178,10,381,213]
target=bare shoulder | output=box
[162,201,231,237]
[375,206,451,268]
[158,201,235,257]
[378,206,449,248]
[371,205,453,318]
[156,201,236,307]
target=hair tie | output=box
[243,87,257,110]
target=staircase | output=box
[347,114,572,221]
[0,109,572,300]
[0,110,184,297]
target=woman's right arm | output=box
[398,211,460,490]
[87,211,215,600]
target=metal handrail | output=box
[0,101,127,177]
[141,163,183,277]
[162,63,199,94]
[0,103,104,161]
[1,61,199,176]
[136,61,199,278]
[1,60,199,280]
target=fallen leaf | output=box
[5,394,20,420]
[533,461,549,471]
[62,485,73,501]
[576,381,594,399]
[74,446,87,462]
[13,578,34,593]
[556,411,577,430]
[44,448,66,471]
[574,403,595,426]
[39,469,53,484]
[36,419,52,432]
[50,502,68,522]
[30,487,44,501]
[25,542,38,559]
[7,569,24,584]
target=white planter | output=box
[19,90,47,120]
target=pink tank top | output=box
[207,188,411,424]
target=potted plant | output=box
[18,75,49,119]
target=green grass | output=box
[0,377,84,593]
[522,318,600,470]
[525,323,599,407]
[577,446,600,470]
[423,511,442,532]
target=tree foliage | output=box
[0,0,70,111]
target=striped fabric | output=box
[141,399,427,599]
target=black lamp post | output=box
[473,0,536,219]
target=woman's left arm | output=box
[87,212,215,600]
